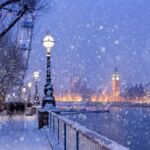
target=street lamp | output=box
[27,82,32,107]
[33,71,40,105]
[42,33,56,107]
[22,87,26,93]
[21,87,27,102]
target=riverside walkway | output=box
[0,115,53,150]
[0,110,129,150]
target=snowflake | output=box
[70,45,75,50]
[20,137,24,141]
[97,55,101,59]
[100,46,106,53]
[114,40,120,45]
[99,25,104,30]
[86,24,90,28]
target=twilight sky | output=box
[25,0,150,95]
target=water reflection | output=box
[67,107,150,150]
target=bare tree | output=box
[0,0,52,104]
[0,34,25,98]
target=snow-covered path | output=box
[0,115,52,150]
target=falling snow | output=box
[1,0,150,150]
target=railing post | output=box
[50,114,52,131]
[64,123,66,150]
[57,119,60,144]
[51,114,54,133]
[76,131,79,150]
[49,113,51,129]
[53,116,55,135]
[51,115,53,132]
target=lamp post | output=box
[27,82,32,107]
[21,87,27,103]
[42,33,56,107]
[33,71,40,105]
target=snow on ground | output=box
[0,115,52,150]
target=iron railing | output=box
[48,111,129,150]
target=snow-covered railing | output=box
[48,111,129,150]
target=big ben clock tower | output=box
[112,67,120,101]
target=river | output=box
[67,107,150,150]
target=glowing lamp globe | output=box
[33,71,39,80]
[22,87,26,93]
[42,34,55,54]
[27,82,32,89]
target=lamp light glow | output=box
[42,34,54,54]
[27,82,32,89]
[33,71,39,80]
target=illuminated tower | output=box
[112,67,120,101]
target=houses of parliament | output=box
[55,68,122,102]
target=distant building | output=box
[112,67,120,101]
[70,76,81,94]
[55,76,82,102]
[55,93,82,102]
[55,68,123,103]
[143,83,150,102]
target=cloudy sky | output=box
[25,0,150,95]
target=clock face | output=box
[112,76,120,81]
[116,76,120,80]
[112,77,115,80]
